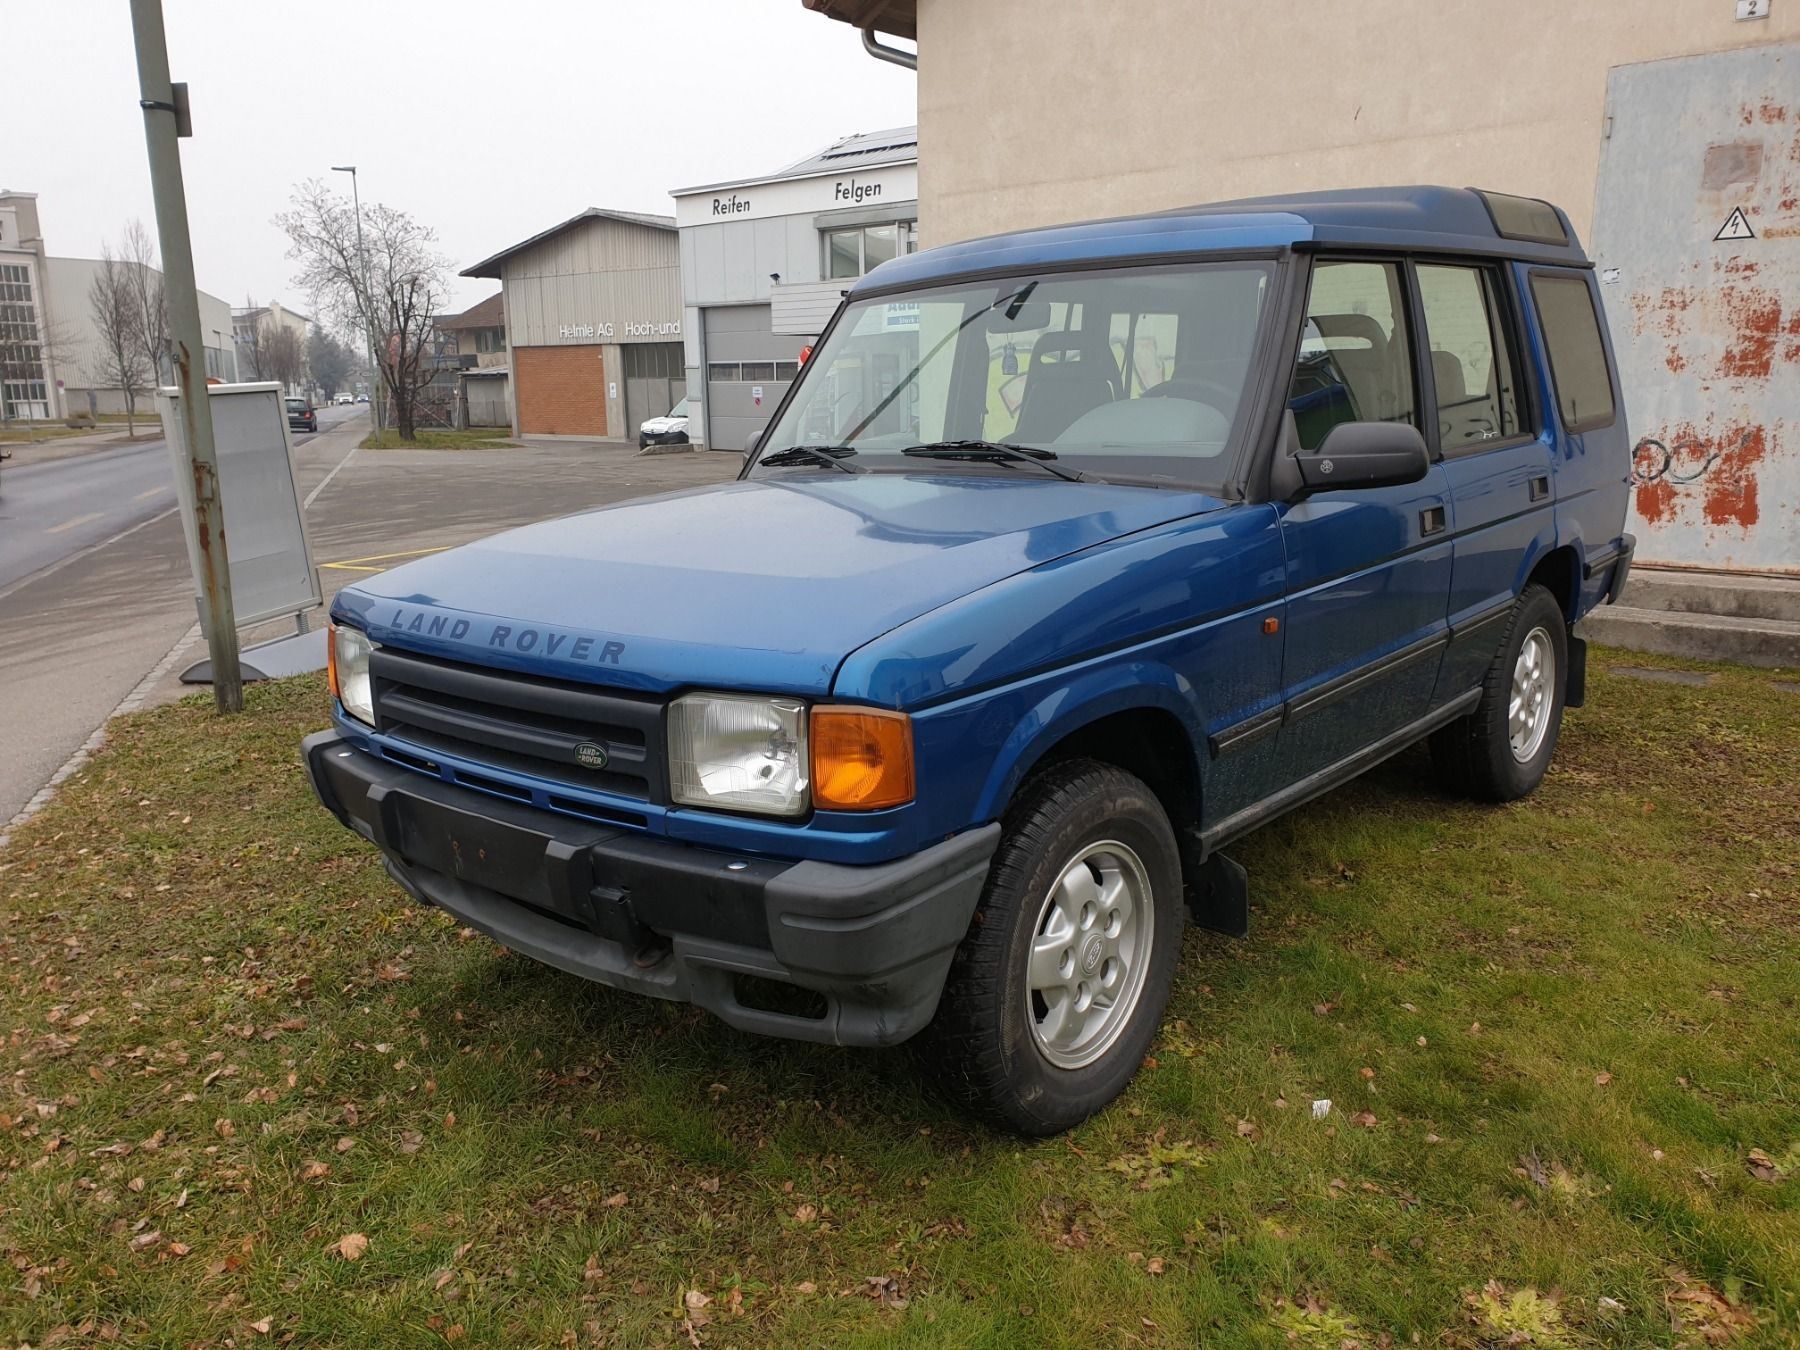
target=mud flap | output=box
[1565,631,1587,709]
[1186,850,1249,938]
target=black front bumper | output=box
[638,429,689,447]
[302,731,998,1047]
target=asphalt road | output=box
[0,409,737,829]
[0,437,179,589]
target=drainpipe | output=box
[861,28,917,69]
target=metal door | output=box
[1590,41,1799,573]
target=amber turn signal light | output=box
[326,622,341,701]
[810,706,915,811]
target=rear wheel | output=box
[919,760,1183,1135]
[1431,583,1568,802]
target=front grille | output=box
[370,647,664,803]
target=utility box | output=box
[156,380,321,631]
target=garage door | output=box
[515,345,607,437]
[703,305,802,451]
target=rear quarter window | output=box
[1530,274,1616,433]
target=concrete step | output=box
[1617,568,1800,623]
[1578,604,1800,669]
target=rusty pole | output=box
[130,0,242,713]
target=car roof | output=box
[853,186,1587,296]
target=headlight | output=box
[669,693,808,817]
[329,623,375,726]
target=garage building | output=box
[672,127,918,451]
[461,208,684,439]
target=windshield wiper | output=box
[757,444,863,474]
[901,439,1088,483]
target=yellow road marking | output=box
[319,545,451,573]
[46,512,104,534]
[132,486,167,501]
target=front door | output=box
[1275,258,1454,784]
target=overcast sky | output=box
[9,0,916,325]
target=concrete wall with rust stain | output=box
[1593,42,1798,574]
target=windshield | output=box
[669,397,690,417]
[286,398,305,410]
[754,261,1273,487]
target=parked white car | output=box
[638,396,691,449]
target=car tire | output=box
[918,759,1184,1135]
[1430,583,1568,802]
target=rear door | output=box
[1415,260,1559,699]
[1273,257,1454,784]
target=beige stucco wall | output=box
[914,0,1800,246]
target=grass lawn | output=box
[1,651,1795,1346]
[358,430,518,451]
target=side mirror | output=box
[745,429,764,455]
[1291,422,1429,495]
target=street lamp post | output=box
[330,165,379,435]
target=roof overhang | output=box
[800,0,915,40]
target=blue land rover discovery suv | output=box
[305,187,1634,1134]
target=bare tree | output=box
[237,298,270,381]
[88,245,151,436]
[264,323,306,394]
[121,219,169,387]
[278,180,449,440]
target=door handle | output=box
[1529,475,1550,502]
[1420,505,1446,536]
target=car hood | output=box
[333,473,1228,697]
[640,415,688,432]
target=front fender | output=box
[973,664,1204,822]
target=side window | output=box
[1416,263,1524,451]
[1530,274,1616,432]
[1287,260,1417,450]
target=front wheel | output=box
[1431,583,1568,802]
[918,760,1184,1135]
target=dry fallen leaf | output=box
[335,1233,370,1261]
[1235,1119,1261,1142]
[603,1191,629,1208]
[1744,1149,1783,1183]
[1146,1256,1167,1275]
[336,1136,355,1154]
[1595,1071,1613,1087]
[795,1280,817,1294]
[214,1118,236,1139]
[250,1317,273,1335]
[1350,1111,1379,1129]
[794,1203,819,1223]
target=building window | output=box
[740,360,775,382]
[824,222,919,279]
[774,361,799,381]
[707,362,740,382]
[0,263,49,419]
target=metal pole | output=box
[333,166,380,436]
[129,0,242,713]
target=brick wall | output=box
[514,345,608,436]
